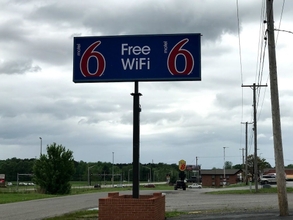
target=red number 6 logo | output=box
[167,38,194,75]
[80,41,106,77]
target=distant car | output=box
[144,183,155,188]
[7,182,13,186]
[188,183,202,189]
[174,180,186,190]
[114,184,125,188]
[94,184,101,188]
[260,174,277,185]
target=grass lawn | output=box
[43,209,188,220]
[0,192,58,204]
[0,182,174,204]
[206,186,293,194]
[44,210,99,220]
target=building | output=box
[201,169,243,187]
[263,168,293,179]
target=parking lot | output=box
[165,182,293,219]
[1,183,293,219]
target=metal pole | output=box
[266,0,288,215]
[223,147,227,186]
[112,152,114,187]
[88,166,90,186]
[244,122,250,184]
[131,81,142,198]
[239,148,244,181]
[150,166,152,182]
[39,137,42,158]
[17,173,19,191]
[196,156,199,184]
[88,165,94,186]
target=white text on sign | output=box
[121,44,151,70]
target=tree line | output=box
[0,150,181,184]
[2,152,290,184]
[3,142,289,195]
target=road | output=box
[1,184,293,219]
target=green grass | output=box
[0,182,173,204]
[165,210,187,218]
[0,191,58,204]
[44,210,98,220]
[206,186,293,194]
[44,209,188,220]
[224,182,247,188]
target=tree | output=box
[232,164,243,169]
[285,164,293,168]
[33,143,75,194]
[246,154,272,177]
[224,161,233,169]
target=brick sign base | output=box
[99,192,165,220]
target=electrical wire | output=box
[236,0,245,154]
[256,0,286,121]
[275,0,286,44]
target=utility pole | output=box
[39,137,42,158]
[242,83,267,191]
[266,0,288,216]
[239,148,244,170]
[196,157,199,184]
[241,122,253,184]
[223,147,228,186]
[239,147,245,183]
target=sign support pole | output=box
[131,81,142,198]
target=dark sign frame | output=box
[73,33,201,83]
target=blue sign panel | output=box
[73,33,201,83]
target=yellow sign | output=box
[178,159,186,171]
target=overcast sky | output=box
[1,0,293,169]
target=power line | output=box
[254,0,266,85]
[236,0,243,86]
[256,0,286,124]
[275,29,293,35]
[236,0,245,155]
[275,0,286,43]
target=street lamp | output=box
[223,147,228,186]
[88,165,95,186]
[128,169,133,183]
[142,166,151,182]
[39,137,42,158]
[153,170,159,182]
[112,152,114,187]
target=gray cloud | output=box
[0,59,41,74]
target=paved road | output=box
[0,192,107,220]
[1,186,293,219]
